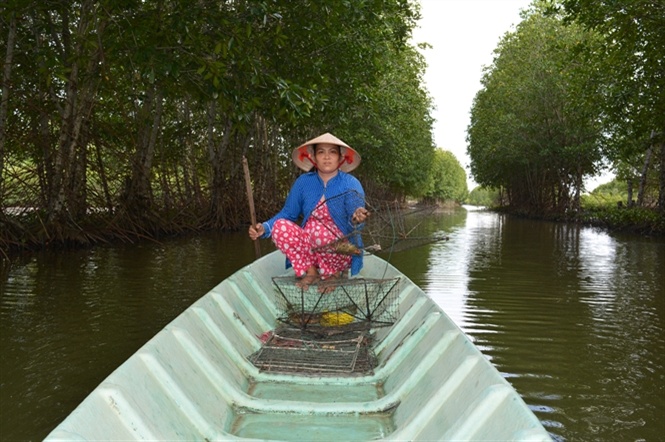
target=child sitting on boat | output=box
[248,133,369,290]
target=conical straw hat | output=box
[292,133,361,173]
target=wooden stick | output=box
[242,156,262,259]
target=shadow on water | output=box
[1,208,664,441]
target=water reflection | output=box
[390,209,665,441]
[1,210,664,441]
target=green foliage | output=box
[579,178,663,235]
[581,191,625,209]
[579,206,665,235]
[558,0,665,157]
[583,177,659,209]
[557,0,665,211]
[343,42,436,198]
[591,180,627,196]
[467,186,500,207]
[467,8,605,213]
[423,149,468,203]
[0,0,433,250]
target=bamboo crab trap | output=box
[249,190,447,375]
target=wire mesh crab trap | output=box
[248,326,375,375]
[272,275,401,329]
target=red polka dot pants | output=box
[271,203,351,278]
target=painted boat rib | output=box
[390,356,482,440]
[138,353,219,438]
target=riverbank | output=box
[494,205,665,236]
[0,210,215,261]
[3,202,663,261]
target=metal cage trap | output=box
[248,275,400,375]
[248,326,375,375]
[271,275,401,330]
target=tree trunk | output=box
[572,178,581,212]
[0,12,17,198]
[46,1,104,225]
[47,10,81,224]
[94,141,113,213]
[179,100,203,209]
[206,101,232,227]
[68,125,88,219]
[124,87,164,216]
[37,97,52,208]
[159,160,173,211]
[572,162,583,212]
[658,141,665,212]
[626,178,634,207]
[636,144,652,207]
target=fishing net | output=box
[309,190,449,256]
[250,278,390,375]
[362,197,450,254]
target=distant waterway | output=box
[1,207,663,441]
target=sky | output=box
[411,0,613,191]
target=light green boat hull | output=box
[46,251,551,441]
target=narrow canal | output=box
[1,207,663,441]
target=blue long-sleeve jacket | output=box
[261,171,365,275]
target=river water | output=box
[1,207,664,441]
